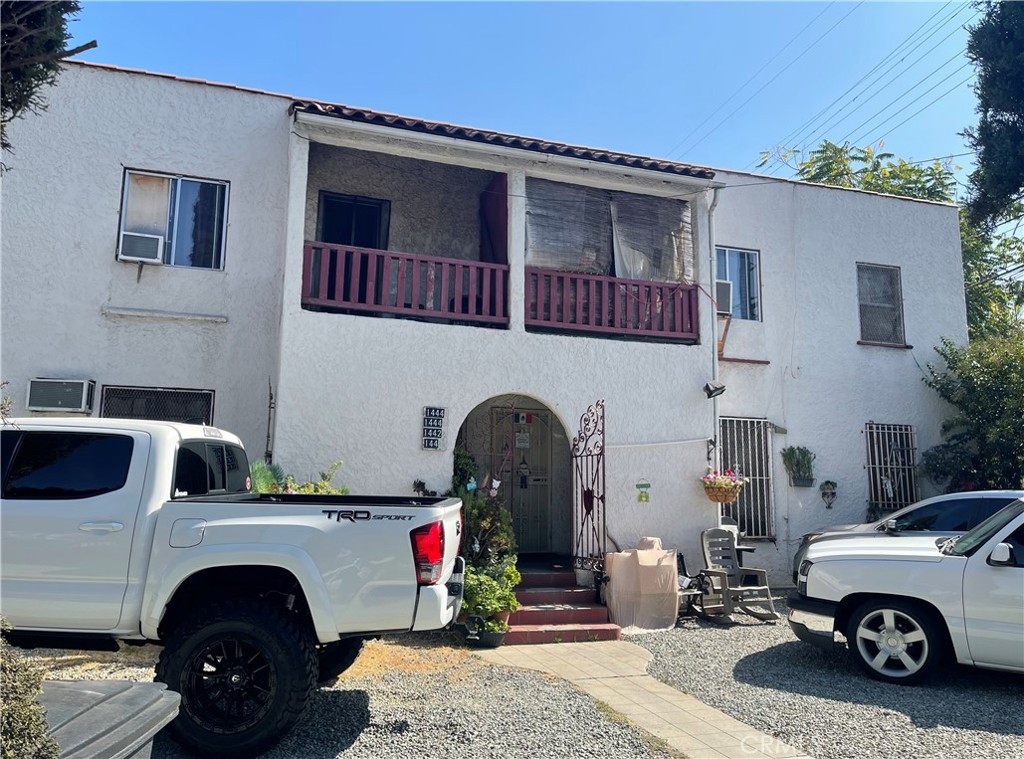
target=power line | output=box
[846,58,973,145]
[868,73,975,145]
[792,2,972,155]
[671,1,865,159]
[756,2,958,168]
[662,2,837,160]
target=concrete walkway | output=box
[475,640,812,759]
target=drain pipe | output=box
[706,187,722,526]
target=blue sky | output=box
[69,2,980,192]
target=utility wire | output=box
[663,1,837,160]
[792,3,973,156]
[846,58,973,145]
[868,74,975,145]
[756,1,956,167]
[671,2,865,159]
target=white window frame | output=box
[715,246,761,321]
[856,262,905,345]
[118,169,229,270]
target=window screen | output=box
[4,432,134,500]
[102,386,214,425]
[857,263,905,344]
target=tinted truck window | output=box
[173,442,250,498]
[3,432,134,500]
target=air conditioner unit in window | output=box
[118,232,164,264]
[715,279,733,315]
[26,378,96,413]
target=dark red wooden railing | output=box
[302,242,509,326]
[525,267,698,341]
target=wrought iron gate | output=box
[572,400,606,570]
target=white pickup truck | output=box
[789,498,1024,685]
[0,418,464,757]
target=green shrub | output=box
[458,487,516,566]
[462,560,521,633]
[252,460,349,495]
[0,621,60,759]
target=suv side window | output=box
[894,499,977,531]
[173,442,251,498]
[3,432,134,500]
[972,497,1017,527]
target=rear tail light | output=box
[410,521,445,585]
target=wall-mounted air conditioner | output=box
[715,279,733,315]
[26,379,96,413]
[118,232,164,264]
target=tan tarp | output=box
[604,545,680,633]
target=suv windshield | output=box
[950,499,1024,556]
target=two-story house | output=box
[1,62,967,583]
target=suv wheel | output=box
[156,598,317,757]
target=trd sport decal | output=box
[322,510,415,522]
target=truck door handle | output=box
[78,522,125,533]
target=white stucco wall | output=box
[711,170,967,580]
[0,64,292,453]
[1,64,969,586]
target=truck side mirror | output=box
[988,543,1015,566]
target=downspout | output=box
[706,187,722,526]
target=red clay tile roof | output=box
[291,100,716,180]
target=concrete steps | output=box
[506,562,620,646]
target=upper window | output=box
[716,247,760,321]
[101,386,214,425]
[857,263,905,345]
[3,432,134,500]
[317,192,390,250]
[119,170,228,269]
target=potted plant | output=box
[781,446,816,487]
[461,557,521,647]
[819,480,837,508]
[700,467,748,504]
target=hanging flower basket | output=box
[700,468,748,504]
[703,485,743,504]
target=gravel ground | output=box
[29,634,678,759]
[630,599,1024,759]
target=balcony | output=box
[301,242,509,327]
[525,267,698,342]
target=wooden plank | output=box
[440,263,450,314]
[347,247,361,304]
[468,263,478,316]
[365,250,378,306]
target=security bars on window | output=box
[857,263,905,344]
[719,417,775,539]
[101,386,215,425]
[864,423,919,512]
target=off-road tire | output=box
[155,598,317,758]
[317,638,365,686]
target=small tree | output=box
[0,1,96,152]
[922,336,1024,491]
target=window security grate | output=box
[100,386,214,425]
[720,417,775,539]
[864,423,919,513]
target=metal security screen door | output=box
[719,417,775,539]
[572,400,606,570]
[864,423,919,512]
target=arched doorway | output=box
[457,394,572,555]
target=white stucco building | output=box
[1,63,967,583]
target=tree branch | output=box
[8,38,96,68]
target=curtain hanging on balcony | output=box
[525,178,693,283]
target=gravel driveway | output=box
[631,599,1024,759]
[30,635,677,759]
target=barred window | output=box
[720,417,775,539]
[864,422,919,513]
[101,386,214,425]
[857,263,905,345]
